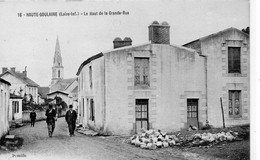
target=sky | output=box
[0,0,249,86]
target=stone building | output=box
[0,78,11,137]
[0,67,39,104]
[183,27,250,127]
[49,36,78,109]
[76,21,250,135]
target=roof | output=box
[71,85,78,93]
[38,87,50,99]
[10,93,23,99]
[51,78,77,91]
[76,43,151,75]
[183,27,249,47]
[200,27,249,41]
[0,78,11,85]
[76,52,103,75]
[76,42,197,75]
[0,70,39,87]
[47,90,69,96]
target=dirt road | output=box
[0,118,222,160]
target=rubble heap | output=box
[127,129,244,150]
[0,135,23,151]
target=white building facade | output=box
[0,78,11,137]
[77,21,250,135]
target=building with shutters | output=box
[183,27,250,128]
[76,21,250,135]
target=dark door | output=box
[12,101,15,120]
[135,99,149,133]
[187,99,199,128]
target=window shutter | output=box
[228,48,234,73]
[134,58,150,86]
[233,48,241,73]
[228,47,241,73]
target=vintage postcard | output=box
[0,0,254,160]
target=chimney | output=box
[113,37,132,49]
[10,67,15,72]
[149,21,170,44]
[2,67,7,74]
[23,66,27,77]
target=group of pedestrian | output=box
[45,104,77,137]
[29,104,77,138]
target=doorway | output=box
[187,99,199,128]
[135,99,149,133]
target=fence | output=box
[22,110,67,123]
[22,110,46,123]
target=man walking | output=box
[46,105,57,137]
[65,105,77,136]
[30,109,37,127]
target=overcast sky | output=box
[0,0,249,86]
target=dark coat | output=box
[46,109,56,123]
[65,110,77,124]
[30,111,36,119]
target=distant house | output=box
[76,21,250,135]
[47,90,69,116]
[0,78,11,137]
[38,87,50,105]
[9,93,23,122]
[0,67,39,104]
[47,90,69,106]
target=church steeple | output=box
[51,36,64,85]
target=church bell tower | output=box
[51,36,64,85]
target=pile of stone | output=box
[128,129,177,149]
[188,131,239,147]
[0,135,23,151]
[76,127,99,136]
[10,122,24,128]
[127,129,241,150]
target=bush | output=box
[22,104,47,111]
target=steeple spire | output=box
[53,35,62,66]
[51,36,64,85]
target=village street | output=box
[0,118,222,160]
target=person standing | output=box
[65,105,77,136]
[30,109,37,127]
[45,105,57,137]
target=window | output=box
[81,72,83,90]
[82,98,85,117]
[4,92,6,106]
[229,90,241,116]
[89,66,92,88]
[89,99,94,121]
[228,47,241,73]
[134,58,150,86]
[58,70,60,78]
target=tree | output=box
[242,27,249,34]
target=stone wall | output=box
[22,110,66,123]
[22,110,46,122]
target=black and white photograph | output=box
[0,0,256,159]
